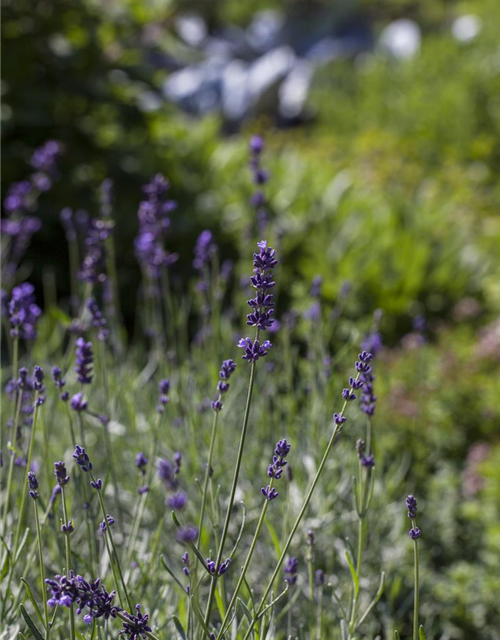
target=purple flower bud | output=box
[70,392,88,412]
[177,526,198,544]
[409,527,421,539]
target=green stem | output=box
[217,496,270,638]
[1,389,22,534]
[413,521,419,640]
[198,410,219,544]
[240,386,358,640]
[204,357,258,626]
[61,486,75,640]
[33,499,50,638]
[91,473,133,611]
[14,398,41,551]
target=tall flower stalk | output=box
[240,352,373,640]
[203,240,276,626]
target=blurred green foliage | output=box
[2,0,499,335]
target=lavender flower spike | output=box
[73,445,93,472]
[75,337,94,385]
[28,471,39,499]
[406,494,422,539]
[262,438,291,500]
[211,358,237,411]
[119,604,152,639]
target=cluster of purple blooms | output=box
[134,174,178,281]
[262,439,291,501]
[248,135,270,233]
[87,298,109,341]
[33,365,46,406]
[45,571,119,625]
[341,351,373,403]
[75,337,94,385]
[406,495,422,539]
[237,240,277,362]
[7,283,42,340]
[2,141,61,281]
[211,359,237,411]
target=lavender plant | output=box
[0,139,444,640]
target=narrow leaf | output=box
[21,578,45,628]
[394,631,401,640]
[419,625,427,640]
[345,549,359,596]
[172,615,188,639]
[264,516,281,560]
[19,604,45,640]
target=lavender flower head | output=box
[167,492,187,511]
[78,217,112,284]
[28,471,39,499]
[87,298,109,341]
[211,358,236,411]
[157,378,170,413]
[8,283,42,340]
[406,495,421,539]
[284,556,299,585]
[135,174,178,281]
[54,461,70,487]
[177,526,198,544]
[238,240,277,362]
[70,392,88,412]
[119,604,152,639]
[193,230,217,289]
[135,452,148,475]
[74,337,94,385]
[249,136,270,233]
[262,438,291,501]
[45,572,119,622]
[73,445,93,472]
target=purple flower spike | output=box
[237,337,272,362]
[54,461,70,487]
[135,174,178,281]
[87,298,109,341]
[119,604,152,639]
[168,492,187,511]
[28,471,39,499]
[70,392,88,412]
[73,445,93,472]
[333,413,347,426]
[406,495,418,519]
[284,556,299,585]
[409,527,421,539]
[261,485,279,501]
[75,337,94,385]
[8,283,42,341]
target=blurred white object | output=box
[247,46,296,112]
[452,15,482,43]
[247,10,284,52]
[175,14,207,47]
[279,61,312,118]
[379,19,421,59]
